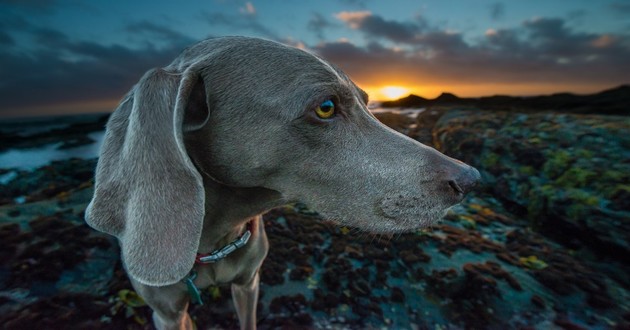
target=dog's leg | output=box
[231,270,260,330]
[130,278,193,330]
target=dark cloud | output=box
[0,16,192,116]
[489,2,505,21]
[32,27,68,47]
[316,14,630,88]
[1,6,628,116]
[338,0,368,8]
[0,0,57,13]
[201,11,279,40]
[0,43,184,113]
[0,0,99,16]
[125,21,195,46]
[609,2,630,14]
[307,12,338,40]
[0,31,14,45]
[336,11,427,43]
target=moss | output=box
[118,289,146,307]
[519,166,536,176]
[459,215,477,229]
[527,184,557,223]
[607,184,630,200]
[519,255,548,270]
[543,150,573,179]
[575,149,594,159]
[567,204,591,221]
[555,167,597,189]
[113,289,148,325]
[566,189,600,207]
[207,286,222,300]
[602,170,628,182]
[481,152,500,168]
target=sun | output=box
[380,86,409,100]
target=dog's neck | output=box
[196,175,285,252]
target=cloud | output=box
[125,21,195,46]
[609,2,630,14]
[335,11,427,44]
[201,11,278,40]
[0,0,58,14]
[314,15,630,88]
[489,2,505,21]
[0,16,192,115]
[338,0,368,7]
[307,12,338,40]
[239,2,256,16]
[0,31,14,45]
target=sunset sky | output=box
[1,0,629,118]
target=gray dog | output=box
[85,36,479,330]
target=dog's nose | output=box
[447,166,481,196]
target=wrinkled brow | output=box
[356,86,369,104]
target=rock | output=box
[391,287,405,303]
[531,295,546,309]
[434,109,630,262]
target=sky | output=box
[1,0,629,118]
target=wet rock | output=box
[269,294,308,314]
[391,287,405,303]
[400,248,431,265]
[434,110,630,261]
[260,259,286,286]
[374,111,416,135]
[587,292,615,309]
[553,316,588,330]
[435,224,503,256]
[289,266,313,281]
[322,269,342,291]
[0,293,110,328]
[531,295,546,309]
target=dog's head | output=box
[86,36,479,286]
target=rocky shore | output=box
[1,106,629,329]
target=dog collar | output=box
[184,221,254,305]
[195,221,253,264]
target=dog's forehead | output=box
[231,39,345,82]
[172,37,363,119]
[174,37,347,86]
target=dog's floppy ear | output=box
[85,68,207,286]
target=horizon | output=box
[0,84,630,124]
[0,83,626,120]
[1,0,629,119]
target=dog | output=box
[85,36,480,330]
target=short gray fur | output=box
[85,36,479,330]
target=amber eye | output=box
[314,100,335,119]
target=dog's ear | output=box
[85,68,207,286]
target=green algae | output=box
[519,255,548,270]
[543,150,573,179]
[436,109,629,241]
[555,167,597,189]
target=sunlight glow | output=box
[380,86,409,100]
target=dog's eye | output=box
[314,100,335,119]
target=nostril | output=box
[451,167,481,195]
[448,180,464,194]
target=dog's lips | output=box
[376,191,448,228]
[378,193,424,219]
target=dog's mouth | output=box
[368,191,453,233]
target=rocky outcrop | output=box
[381,85,630,115]
[433,109,630,262]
